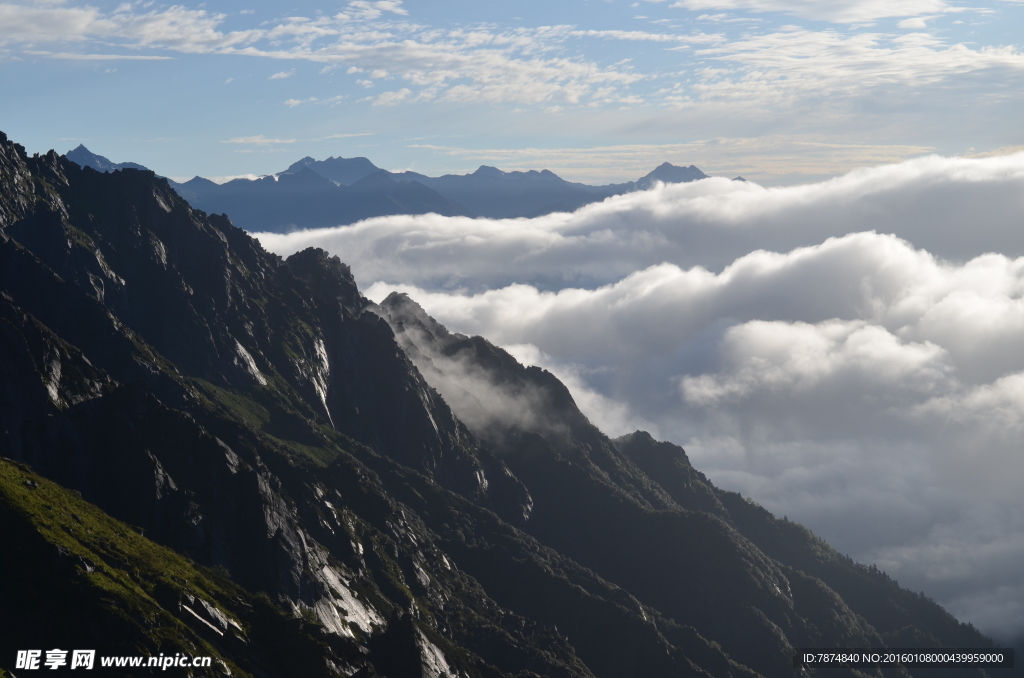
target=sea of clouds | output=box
[255,152,1024,639]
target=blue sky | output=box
[3,0,1024,183]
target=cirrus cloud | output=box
[670,0,959,24]
[5,0,1022,117]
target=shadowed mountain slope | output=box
[0,130,998,678]
[377,291,997,678]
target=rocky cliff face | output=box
[0,130,997,678]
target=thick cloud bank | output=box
[255,154,1024,638]
[255,152,1024,292]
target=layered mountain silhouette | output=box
[170,168,472,232]
[66,145,709,231]
[0,130,1002,678]
[384,162,707,220]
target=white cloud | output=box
[695,12,760,22]
[356,233,1024,635]
[284,96,346,108]
[0,2,261,52]
[4,0,1021,116]
[898,16,931,28]
[569,28,725,43]
[347,0,408,20]
[694,28,1024,104]
[670,0,954,24]
[254,151,1024,291]
[269,68,295,79]
[255,152,1024,637]
[0,3,110,45]
[371,87,410,105]
[0,4,649,107]
[23,50,172,59]
[679,319,950,407]
[326,28,645,106]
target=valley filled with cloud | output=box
[257,152,1024,639]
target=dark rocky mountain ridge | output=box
[1,130,998,677]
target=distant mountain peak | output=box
[281,154,381,185]
[183,175,218,186]
[473,165,506,177]
[637,162,708,188]
[65,144,149,173]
